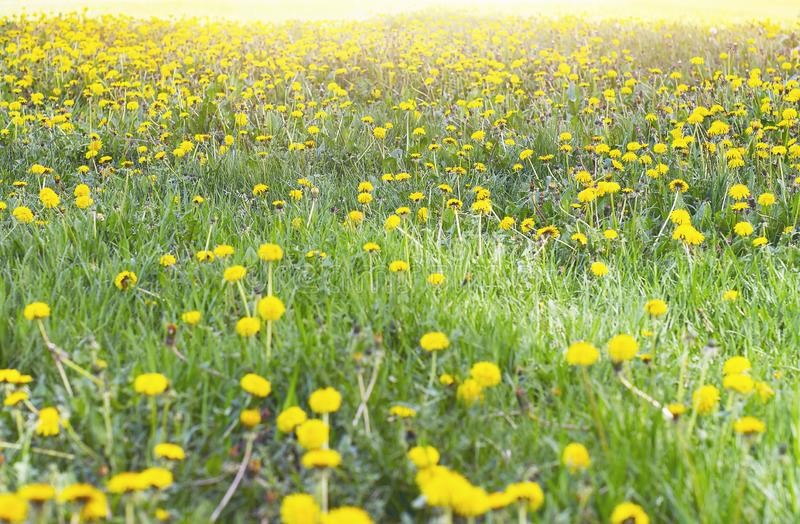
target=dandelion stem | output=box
[655,191,680,241]
[428,352,437,391]
[581,367,609,454]
[368,254,374,293]
[149,397,158,445]
[268,262,274,296]
[210,434,254,522]
[477,214,483,257]
[266,320,273,362]
[38,320,73,397]
[616,369,673,420]
[125,499,134,524]
[236,281,251,316]
[306,199,316,227]
[320,470,330,514]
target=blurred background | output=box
[1,0,798,21]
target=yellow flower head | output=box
[611,502,649,524]
[280,493,321,524]
[309,387,342,414]
[562,442,591,473]
[607,334,639,363]
[134,373,169,396]
[35,407,60,437]
[17,483,55,503]
[295,419,329,450]
[644,299,668,317]
[258,243,284,262]
[236,316,261,337]
[407,445,440,468]
[154,443,186,461]
[733,416,766,435]
[257,295,286,321]
[223,265,247,283]
[240,409,261,428]
[420,331,449,352]
[23,301,50,320]
[0,494,28,523]
[565,341,599,366]
[114,270,138,291]
[469,362,501,388]
[321,507,373,524]
[505,481,544,511]
[277,406,308,433]
[240,373,272,398]
[301,449,342,469]
[692,384,720,414]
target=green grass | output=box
[1,11,800,524]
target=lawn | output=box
[0,8,799,524]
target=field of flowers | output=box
[1,10,800,524]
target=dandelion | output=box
[277,406,308,433]
[23,301,50,320]
[134,373,169,396]
[723,373,754,394]
[12,206,34,224]
[456,378,484,405]
[154,443,186,461]
[240,409,261,428]
[17,484,56,503]
[35,407,61,437]
[757,192,776,206]
[610,502,650,524]
[728,184,750,200]
[733,416,766,435]
[692,384,720,414]
[223,265,247,282]
[159,254,177,267]
[607,334,639,363]
[469,362,501,387]
[723,356,751,376]
[408,446,440,468]
[236,316,261,337]
[39,187,60,208]
[723,290,739,301]
[427,273,445,286]
[240,373,272,397]
[213,244,235,258]
[321,507,373,524]
[114,270,138,290]
[0,494,28,523]
[505,481,544,513]
[389,405,416,419]
[309,387,342,414]
[733,221,754,237]
[296,419,329,450]
[565,341,599,366]
[281,494,321,524]
[669,179,689,192]
[644,299,668,316]
[181,310,201,325]
[388,260,409,272]
[562,442,591,473]
[301,449,342,468]
[590,261,609,277]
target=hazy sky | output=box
[1,0,798,21]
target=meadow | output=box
[1,9,800,524]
